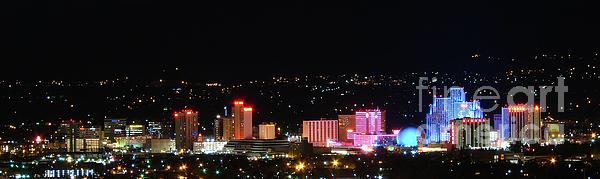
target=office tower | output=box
[233,101,253,140]
[174,109,199,151]
[426,97,452,143]
[450,118,491,149]
[214,116,223,141]
[259,123,276,139]
[222,117,234,141]
[355,109,384,135]
[508,104,541,143]
[57,120,82,152]
[103,118,127,141]
[337,114,356,142]
[66,126,101,152]
[425,87,483,144]
[302,119,338,147]
[500,107,510,140]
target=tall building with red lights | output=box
[233,101,253,140]
[174,109,198,151]
[508,104,542,143]
[302,119,338,147]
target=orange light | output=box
[234,101,244,105]
[535,105,540,110]
[347,129,354,133]
[174,113,179,117]
[186,111,192,115]
[243,107,253,112]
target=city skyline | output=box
[1,0,600,178]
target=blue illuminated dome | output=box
[397,127,418,147]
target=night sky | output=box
[1,1,598,81]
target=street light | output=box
[332,160,339,167]
[295,162,305,171]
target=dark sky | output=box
[1,1,598,81]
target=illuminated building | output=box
[543,121,565,145]
[500,107,510,140]
[450,118,491,149]
[355,109,385,134]
[426,87,483,144]
[193,141,227,154]
[66,127,101,152]
[174,109,199,151]
[337,114,356,143]
[259,123,276,139]
[103,118,127,141]
[224,140,289,157]
[147,121,168,138]
[351,134,397,147]
[214,116,223,140]
[302,119,338,147]
[508,104,542,144]
[233,101,253,140]
[126,124,145,137]
[147,138,175,153]
[57,120,82,152]
[222,117,234,141]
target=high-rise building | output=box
[450,118,491,149]
[355,109,385,135]
[66,126,102,152]
[500,107,510,140]
[302,119,338,147]
[338,115,356,142]
[233,101,253,140]
[508,104,542,144]
[214,116,223,140]
[259,123,276,139]
[425,87,483,144]
[222,117,234,141]
[174,109,199,151]
[103,118,127,141]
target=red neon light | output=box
[243,107,253,112]
[174,113,179,117]
[186,111,192,115]
[234,101,244,105]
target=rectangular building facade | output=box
[259,123,276,139]
[302,120,338,147]
[174,110,199,151]
[450,118,491,149]
[233,101,253,140]
[508,104,542,144]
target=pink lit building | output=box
[302,120,338,147]
[355,109,385,135]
